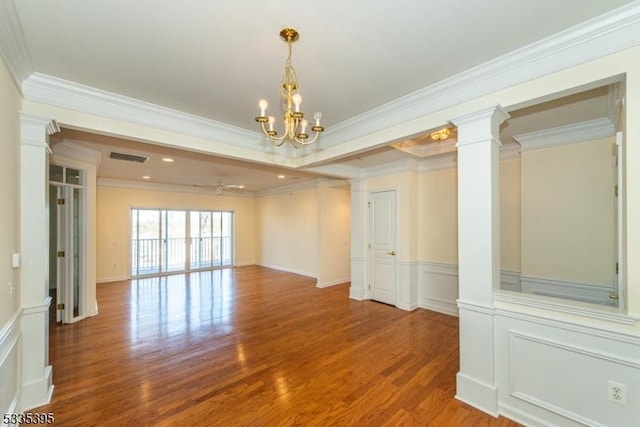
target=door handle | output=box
[386,251,396,256]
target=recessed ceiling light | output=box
[162,157,174,162]
[278,175,286,179]
[142,175,151,180]
[239,185,245,189]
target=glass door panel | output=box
[191,211,213,270]
[132,209,162,276]
[164,210,186,272]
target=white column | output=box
[20,113,59,410]
[349,179,367,300]
[452,105,509,416]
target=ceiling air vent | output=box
[109,152,149,163]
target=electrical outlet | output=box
[608,380,627,406]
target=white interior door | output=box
[369,190,397,305]
[50,166,86,324]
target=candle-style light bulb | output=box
[258,99,269,117]
[300,119,308,134]
[292,94,302,112]
[313,112,322,126]
[267,116,275,132]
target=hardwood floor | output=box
[37,266,520,426]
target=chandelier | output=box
[255,28,324,148]
[430,128,451,141]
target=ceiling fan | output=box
[214,179,245,195]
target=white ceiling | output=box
[9,0,635,191]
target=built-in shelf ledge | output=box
[494,290,638,326]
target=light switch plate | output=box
[11,253,20,268]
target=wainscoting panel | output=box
[419,262,459,316]
[0,311,21,418]
[495,306,640,427]
[397,261,419,311]
[520,275,615,306]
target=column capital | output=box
[452,105,510,148]
[20,113,59,148]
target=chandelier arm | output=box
[294,130,322,146]
[259,121,287,143]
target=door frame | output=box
[49,169,87,324]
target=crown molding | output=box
[254,179,319,197]
[98,177,255,197]
[500,143,521,160]
[21,73,291,160]
[322,2,640,150]
[514,117,615,152]
[360,158,419,179]
[303,163,363,180]
[51,141,103,166]
[0,0,33,91]
[418,153,458,173]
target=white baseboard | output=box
[256,263,316,279]
[456,372,499,417]
[317,277,350,288]
[349,286,365,300]
[20,365,53,411]
[421,296,459,316]
[96,275,129,284]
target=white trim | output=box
[0,311,21,417]
[520,275,616,306]
[21,73,287,157]
[316,278,350,288]
[98,177,255,197]
[515,117,615,151]
[498,402,551,427]
[418,153,458,173]
[257,263,317,280]
[508,331,635,427]
[0,0,32,90]
[456,373,499,417]
[22,297,52,316]
[51,141,103,165]
[360,158,419,179]
[500,143,521,160]
[494,290,638,326]
[500,270,521,292]
[254,179,318,197]
[422,296,458,317]
[96,276,130,284]
[457,299,495,315]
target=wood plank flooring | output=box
[36,266,520,426]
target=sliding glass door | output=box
[132,208,233,277]
[190,211,233,270]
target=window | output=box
[131,208,233,276]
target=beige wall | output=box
[0,58,21,328]
[318,183,351,286]
[96,185,256,282]
[255,187,319,277]
[521,138,615,285]
[419,167,458,264]
[501,158,521,271]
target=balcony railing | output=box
[132,236,232,276]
